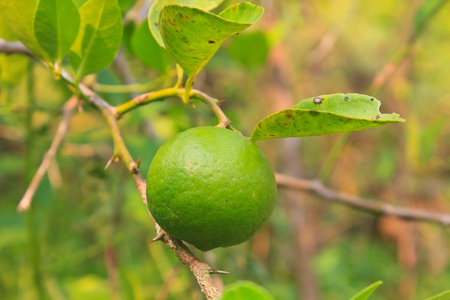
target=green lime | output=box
[146,126,276,251]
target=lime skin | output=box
[146,126,276,251]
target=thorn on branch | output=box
[104,155,116,170]
[218,99,226,104]
[130,162,139,174]
[149,232,165,244]
[136,156,142,168]
[208,268,230,275]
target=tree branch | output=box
[17,96,79,212]
[64,75,222,300]
[275,173,450,226]
[0,39,33,56]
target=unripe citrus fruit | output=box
[146,126,276,251]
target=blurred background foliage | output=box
[1,0,450,299]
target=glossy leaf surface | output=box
[69,0,123,79]
[33,0,80,61]
[251,94,405,141]
[0,12,17,41]
[159,3,263,77]
[148,0,224,48]
[0,0,47,59]
[221,281,274,300]
[349,281,383,300]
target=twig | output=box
[159,235,222,300]
[17,96,79,212]
[275,173,450,226]
[0,39,33,56]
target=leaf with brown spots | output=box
[148,0,224,48]
[251,93,405,141]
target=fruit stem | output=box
[189,90,231,128]
[174,64,184,89]
[115,87,232,128]
[183,75,195,104]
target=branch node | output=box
[130,162,139,174]
[134,94,148,105]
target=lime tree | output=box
[146,126,276,251]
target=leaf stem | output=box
[190,90,231,128]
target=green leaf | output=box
[0,11,17,41]
[69,0,123,79]
[159,3,263,77]
[349,281,383,300]
[73,0,88,7]
[148,0,224,48]
[229,31,270,69]
[131,19,172,72]
[251,93,405,141]
[426,290,450,300]
[221,281,274,300]
[413,0,449,36]
[0,0,48,59]
[33,0,80,61]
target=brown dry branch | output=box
[276,173,450,226]
[17,96,79,212]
